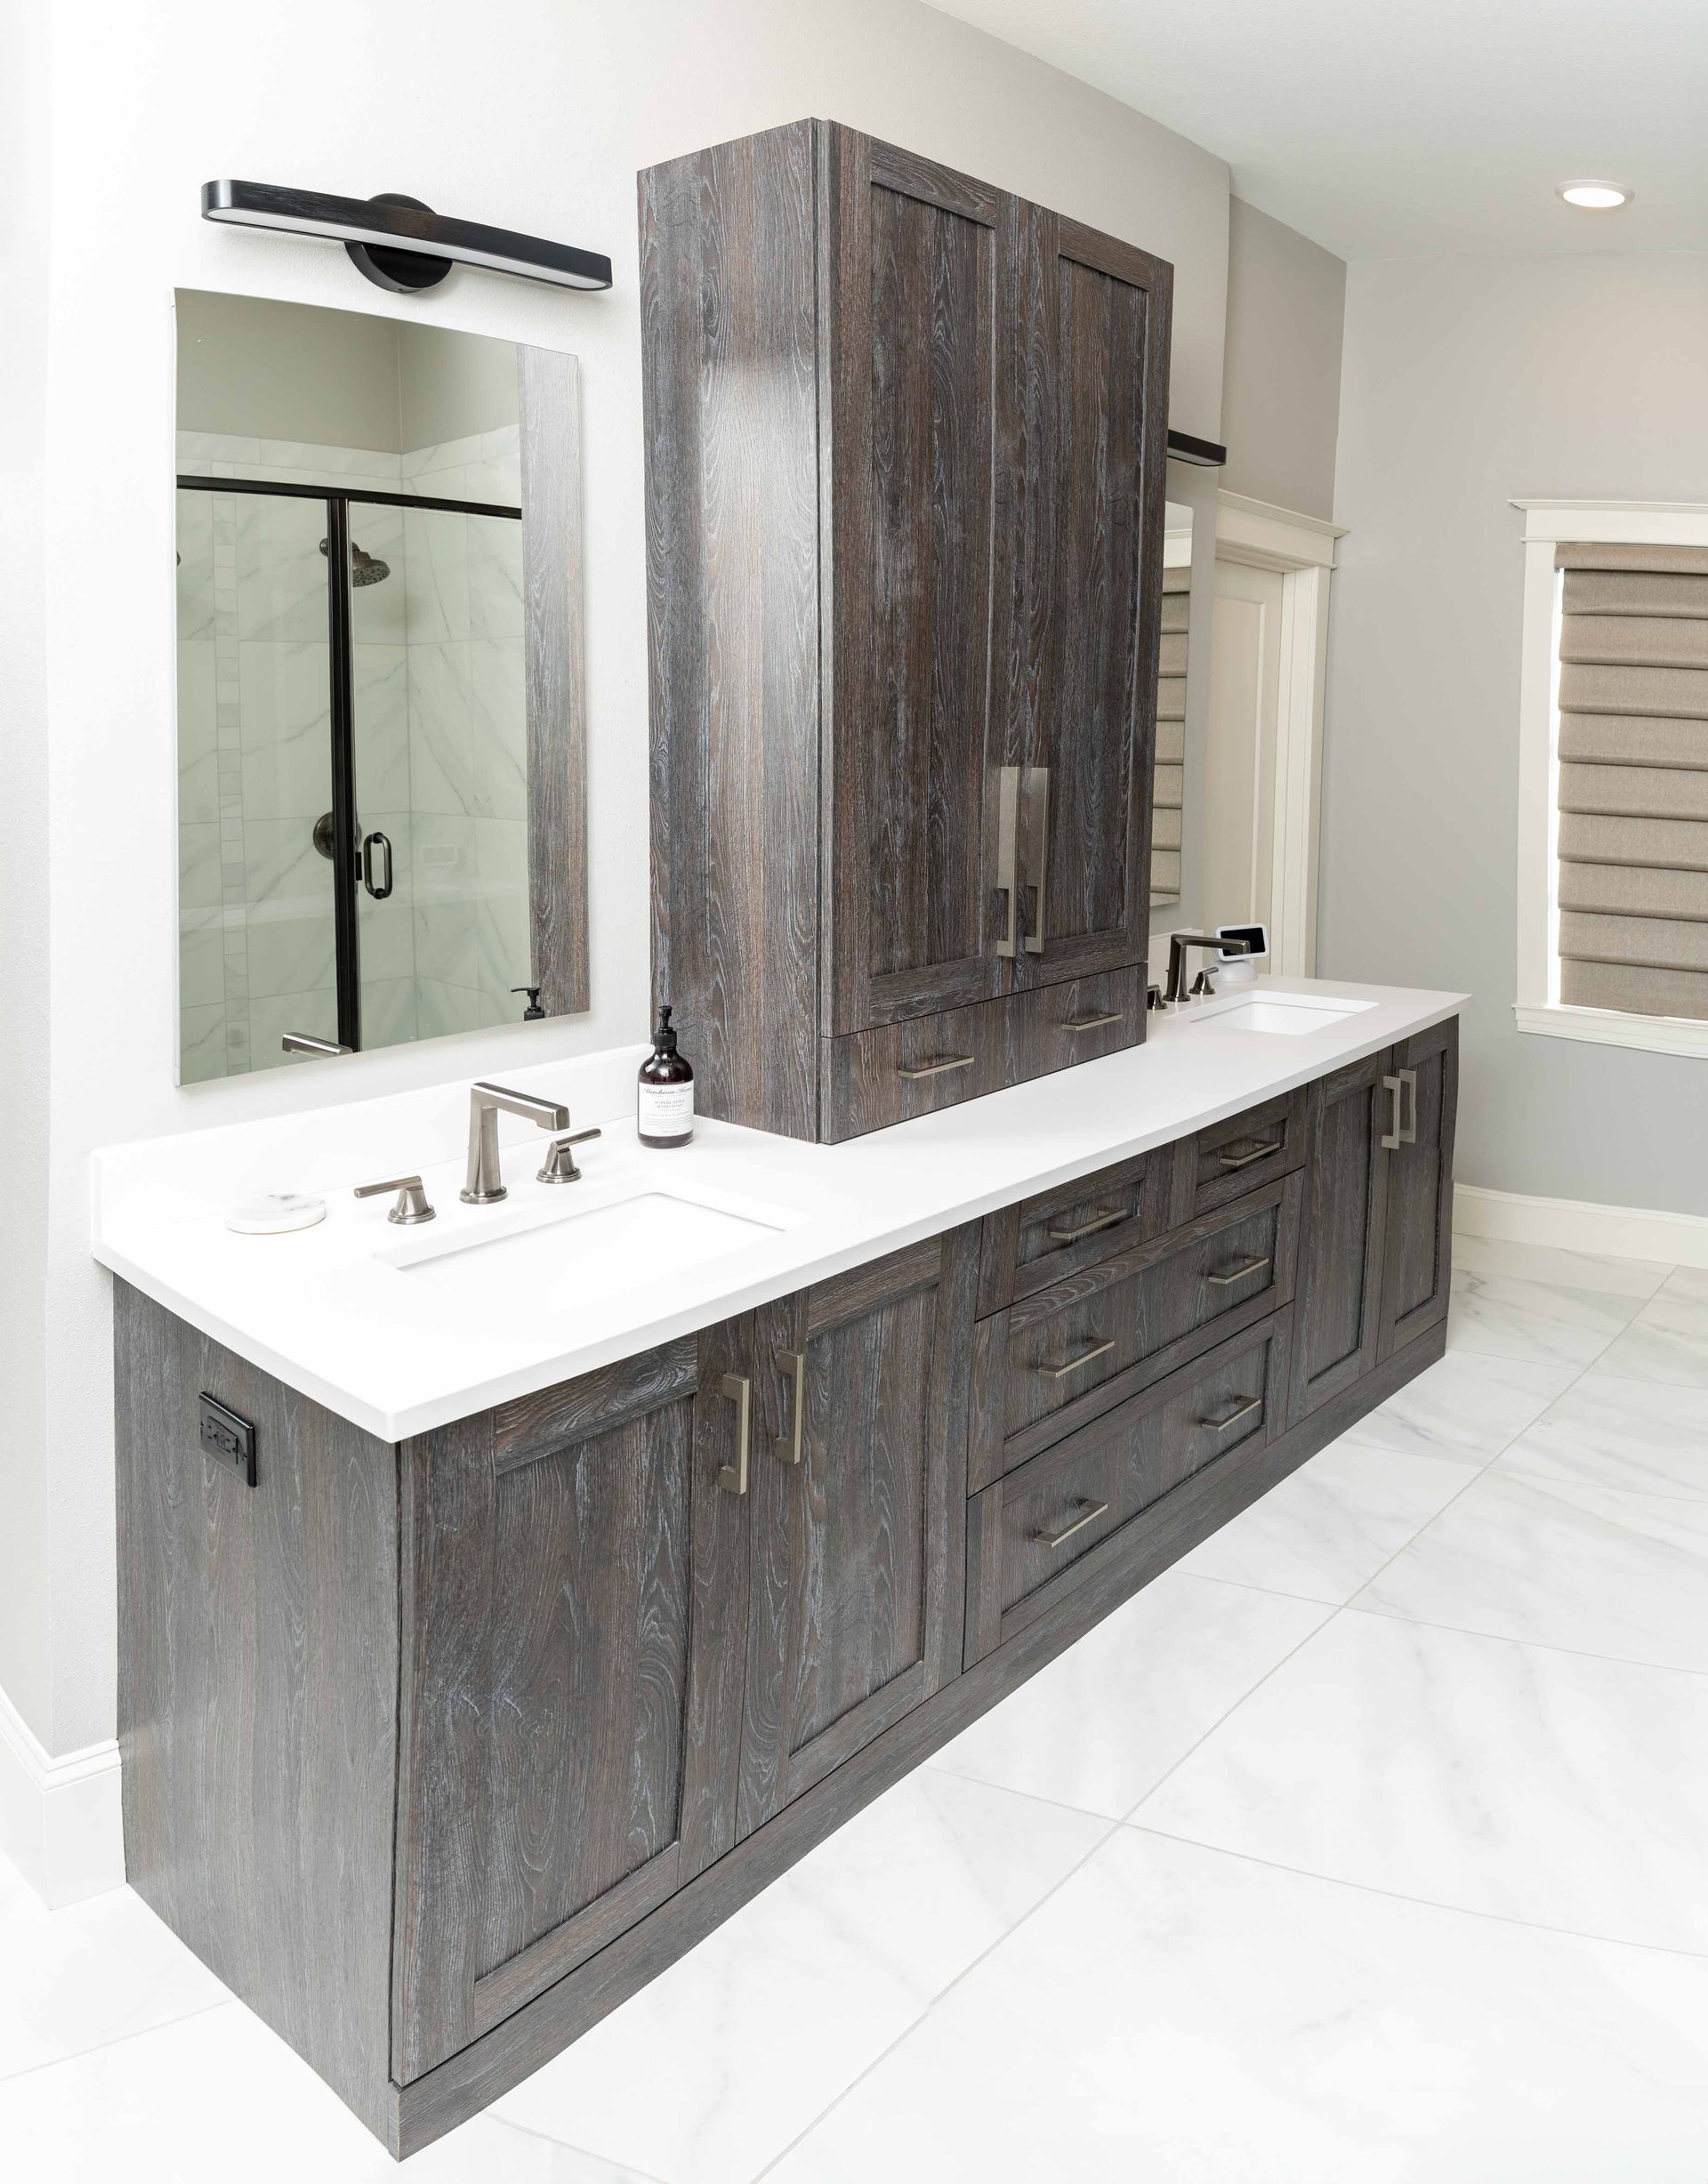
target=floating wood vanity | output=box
[113,1009,1456,2155]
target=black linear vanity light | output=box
[199,181,613,294]
[1165,428,1228,468]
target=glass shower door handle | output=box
[360,830,394,900]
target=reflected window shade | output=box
[1152,568,1188,899]
[1555,541,1708,1021]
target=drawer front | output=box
[1168,1087,1308,1225]
[820,968,1146,1142]
[976,1145,1173,1314]
[966,1313,1291,1658]
[968,1170,1302,1489]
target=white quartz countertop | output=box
[90,977,1465,1442]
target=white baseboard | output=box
[1454,1182,1708,1269]
[0,1684,125,1907]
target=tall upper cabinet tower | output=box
[641,120,1172,1141]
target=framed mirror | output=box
[173,290,586,1081]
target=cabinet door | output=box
[1005,206,1171,987]
[1289,1052,1393,1423]
[1378,1017,1458,1359]
[737,1228,979,1834]
[823,127,1017,1032]
[391,1322,754,2081]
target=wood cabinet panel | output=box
[737,1229,978,1832]
[391,1321,753,2078]
[1289,1052,1394,1422]
[1379,1017,1458,1358]
[1167,1086,1309,1226]
[977,1141,1173,1315]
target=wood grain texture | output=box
[1379,1017,1458,1358]
[736,1221,977,1833]
[1289,1050,1395,1422]
[393,1311,1448,2158]
[519,344,590,1018]
[1166,1085,1309,1228]
[492,1334,698,1472]
[978,1140,1172,1314]
[641,121,822,1137]
[115,1282,399,2147]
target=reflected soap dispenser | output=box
[638,1004,694,1148]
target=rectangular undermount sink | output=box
[1187,990,1376,1036]
[379,1182,796,1317]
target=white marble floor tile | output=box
[1446,1264,1644,1369]
[0,1853,227,2077]
[1135,1609,1708,1951]
[1358,1470,1708,1672]
[1660,1266,1708,1305]
[1180,1441,1480,1604]
[767,1830,1708,2184]
[1337,1348,1577,1463]
[1594,1287,1708,1390]
[0,2000,632,2183]
[494,1768,1106,2184]
[1453,1233,1674,1299]
[1499,1372,1708,1500]
[929,1569,1330,1817]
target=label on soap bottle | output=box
[639,1081,694,1140]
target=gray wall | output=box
[398,322,519,449]
[1220,197,1346,520]
[1322,249,1708,1216]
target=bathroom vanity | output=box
[99,984,1459,2156]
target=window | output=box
[1515,501,1708,1057]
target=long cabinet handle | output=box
[1217,1136,1278,1173]
[898,1054,976,1081]
[716,1373,751,1495]
[1381,1073,1404,1150]
[1036,1498,1109,1551]
[1036,1338,1114,1381]
[1046,1207,1125,1244]
[1200,1393,1261,1434]
[1063,1011,1122,1033]
[1398,1068,1419,1147]
[1207,1255,1271,1289]
[773,1348,806,1465]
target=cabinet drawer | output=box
[1167,1087,1308,1225]
[968,1170,1302,1491]
[965,1313,1291,1660]
[976,1145,1173,1313]
[820,968,1146,1142]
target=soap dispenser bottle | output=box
[638,1004,694,1148]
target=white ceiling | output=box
[931,0,1708,259]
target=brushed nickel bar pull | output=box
[773,1348,806,1465]
[716,1373,751,1495]
[1207,1255,1271,1288]
[1398,1068,1419,1147]
[1063,1011,1122,1033]
[1046,1207,1125,1244]
[1037,1339,1114,1381]
[1202,1394,1261,1434]
[1218,1136,1278,1172]
[1381,1073,1404,1150]
[898,1054,976,1080]
[1021,766,1050,956]
[995,765,1020,960]
[1037,1498,1109,1551]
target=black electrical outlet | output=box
[198,1392,257,1487]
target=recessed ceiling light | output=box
[1558,180,1631,210]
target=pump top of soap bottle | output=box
[652,1003,679,1052]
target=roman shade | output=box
[1556,540,1708,1021]
[1151,565,1188,900]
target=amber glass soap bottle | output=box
[638,1003,694,1148]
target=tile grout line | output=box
[1333,1599,1708,1682]
[1121,1820,1708,1964]
[0,1998,235,2092]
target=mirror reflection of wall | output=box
[1149,500,1193,910]
[173,291,585,1083]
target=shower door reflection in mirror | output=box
[173,290,586,1082]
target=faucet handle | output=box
[537,1128,601,1186]
[353,1174,436,1225]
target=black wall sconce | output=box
[200,181,612,294]
[1165,428,1228,468]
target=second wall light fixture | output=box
[200,181,613,294]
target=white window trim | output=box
[1512,497,1708,1060]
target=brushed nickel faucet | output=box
[1164,932,1251,1005]
[462,1082,572,1205]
